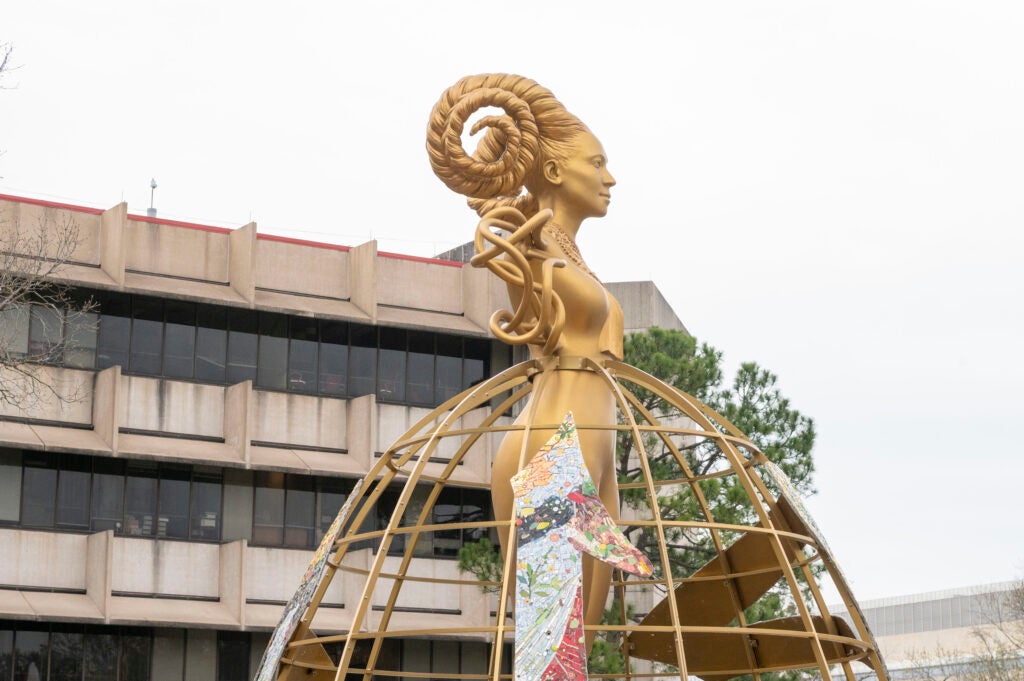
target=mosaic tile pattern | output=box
[511,413,652,681]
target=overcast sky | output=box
[3,1,1022,604]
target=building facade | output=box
[831,581,1024,681]
[0,193,686,680]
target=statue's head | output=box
[427,74,613,220]
[535,129,616,223]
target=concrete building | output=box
[831,581,1024,680]
[0,192,686,680]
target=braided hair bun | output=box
[426,74,587,218]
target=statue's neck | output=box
[536,196,583,240]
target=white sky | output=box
[3,1,1022,604]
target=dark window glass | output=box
[124,464,158,536]
[317,479,349,537]
[0,626,11,679]
[435,336,463,403]
[91,459,125,532]
[0,304,30,357]
[284,476,315,549]
[130,297,163,375]
[407,331,435,406]
[50,630,83,681]
[226,309,258,384]
[464,338,489,389]
[158,468,190,539]
[348,325,376,398]
[288,317,318,393]
[434,639,460,674]
[462,641,490,675]
[318,321,348,396]
[253,472,285,545]
[163,300,196,379]
[83,631,117,681]
[0,449,21,523]
[257,313,288,390]
[386,485,433,557]
[56,459,91,529]
[120,633,151,681]
[433,487,462,557]
[0,628,12,681]
[13,628,48,681]
[501,642,513,675]
[65,309,98,369]
[378,328,406,403]
[28,306,63,357]
[196,305,228,382]
[96,294,130,369]
[217,632,250,681]
[21,460,57,527]
[191,474,222,541]
[377,488,404,554]
[461,489,490,546]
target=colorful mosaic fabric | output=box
[511,413,653,681]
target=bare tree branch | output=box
[0,205,97,410]
[908,581,1024,681]
[0,42,12,87]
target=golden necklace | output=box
[543,224,598,279]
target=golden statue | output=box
[427,73,627,644]
[256,74,891,681]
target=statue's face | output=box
[556,132,616,219]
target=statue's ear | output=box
[542,159,562,185]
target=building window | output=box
[50,630,83,681]
[226,308,258,384]
[55,456,91,530]
[124,462,158,536]
[0,621,151,681]
[195,305,227,382]
[158,467,191,539]
[318,320,348,396]
[377,484,492,558]
[256,313,288,390]
[6,450,222,542]
[252,472,285,546]
[288,317,318,393]
[0,304,30,357]
[28,306,64,357]
[96,293,130,369]
[91,458,125,532]
[129,297,163,375]
[348,324,376,398]
[163,300,197,379]
[252,474,353,550]
[84,290,504,408]
[20,454,58,527]
[12,626,49,681]
[378,328,407,403]
[317,478,349,538]
[216,632,249,681]
[190,472,223,541]
[0,300,97,369]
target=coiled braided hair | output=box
[426,74,588,218]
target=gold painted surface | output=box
[260,74,889,681]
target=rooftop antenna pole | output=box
[147,178,158,217]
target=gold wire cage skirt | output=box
[268,357,888,681]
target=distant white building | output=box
[831,581,1024,680]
